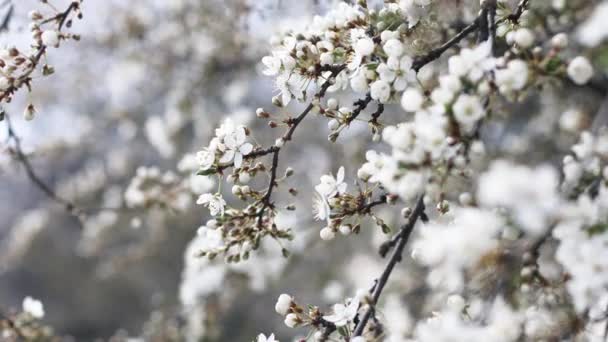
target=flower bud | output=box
[320,227,336,241]
[284,313,300,328]
[23,104,36,121]
[275,294,293,316]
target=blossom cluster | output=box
[1,1,83,120]
[272,290,367,340]
[125,165,213,212]
[313,166,394,241]
[1,297,56,340]
[159,0,608,341]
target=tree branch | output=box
[5,113,83,222]
[255,65,346,225]
[412,19,480,72]
[353,195,426,337]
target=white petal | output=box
[219,150,235,164]
[234,153,243,168]
[336,166,345,183]
[240,143,253,155]
[235,127,247,144]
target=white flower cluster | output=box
[477,160,560,236]
[272,290,366,337]
[313,166,392,240]
[551,131,608,314]
[197,118,254,171]
[411,208,504,291]
[551,187,608,313]
[562,130,608,192]
[1,1,83,118]
[314,166,347,240]
[261,1,434,107]
[22,296,45,319]
[125,166,203,212]
[354,39,535,203]
[414,297,522,342]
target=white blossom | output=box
[22,296,45,319]
[567,56,594,85]
[514,28,535,48]
[275,294,293,316]
[452,94,485,129]
[322,296,360,327]
[284,313,299,328]
[478,161,559,235]
[257,333,278,342]
[370,79,391,103]
[196,149,215,170]
[320,227,336,241]
[196,193,226,216]
[315,166,347,198]
[41,30,60,47]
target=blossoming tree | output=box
[3,0,608,341]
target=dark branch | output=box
[506,0,530,24]
[412,19,480,72]
[353,196,426,337]
[5,113,83,222]
[255,65,346,225]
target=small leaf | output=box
[196,168,217,176]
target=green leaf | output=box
[544,57,563,74]
[587,222,608,237]
[196,168,217,176]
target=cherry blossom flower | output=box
[315,166,347,198]
[41,30,60,47]
[322,296,360,327]
[313,193,331,221]
[275,294,293,316]
[220,126,253,168]
[196,193,226,216]
[196,149,215,170]
[22,296,45,319]
[452,94,485,128]
[257,333,279,342]
[567,56,594,85]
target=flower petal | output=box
[234,152,243,168]
[240,142,253,155]
[336,166,345,183]
[219,150,235,164]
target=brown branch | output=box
[0,1,80,103]
[505,0,530,24]
[5,113,83,222]
[344,93,373,126]
[255,65,346,225]
[412,19,480,72]
[0,1,13,32]
[353,196,426,337]
[331,193,387,219]
[411,0,530,72]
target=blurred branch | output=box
[0,0,13,32]
[413,0,531,71]
[5,113,84,223]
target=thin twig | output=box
[331,193,387,219]
[5,113,83,222]
[412,19,480,72]
[255,65,346,225]
[344,93,373,126]
[505,0,530,24]
[352,196,426,337]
